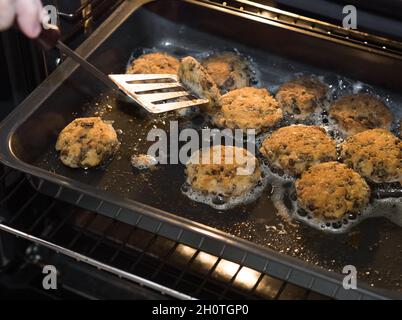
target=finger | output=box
[15,0,43,38]
[0,0,16,31]
[36,0,46,23]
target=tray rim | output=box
[0,0,399,300]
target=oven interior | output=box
[0,164,331,300]
[1,0,402,299]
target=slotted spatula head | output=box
[108,74,209,113]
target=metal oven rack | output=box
[199,0,402,56]
[0,165,331,300]
[56,0,125,45]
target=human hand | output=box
[0,0,43,38]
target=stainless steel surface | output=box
[109,73,209,113]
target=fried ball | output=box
[126,52,179,74]
[178,56,221,113]
[55,117,120,169]
[260,125,337,176]
[212,87,283,133]
[295,162,370,219]
[329,93,393,136]
[340,128,402,183]
[275,76,328,120]
[186,145,262,197]
[202,52,251,93]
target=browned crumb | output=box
[131,154,158,170]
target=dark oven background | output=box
[0,0,124,121]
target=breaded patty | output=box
[212,87,283,133]
[275,76,328,120]
[202,52,251,93]
[55,117,120,169]
[295,162,370,219]
[340,129,402,183]
[126,52,191,117]
[329,94,393,136]
[178,56,221,113]
[260,125,337,176]
[186,145,262,197]
[126,52,179,74]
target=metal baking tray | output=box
[1,0,402,299]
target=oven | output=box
[1,0,402,300]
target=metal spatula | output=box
[38,24,209,113]
[108,74,209,113]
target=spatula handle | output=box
[36,23,61,50]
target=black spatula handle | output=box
[36,23,61,50]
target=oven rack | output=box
[0,165,331,300]
[197,0,402,58]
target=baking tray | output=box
[1,0,402,299]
